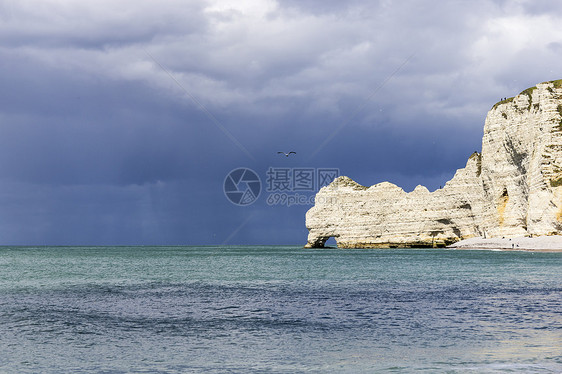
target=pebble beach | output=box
[448,236,562,251]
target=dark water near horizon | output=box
[0,246,560,373]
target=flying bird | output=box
[278,151,296,157]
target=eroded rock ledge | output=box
[305,79,562,248]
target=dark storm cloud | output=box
[0,0,207,49]
[0,57,212,185]
[1,0,562,244]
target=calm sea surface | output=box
[0,246,560,373]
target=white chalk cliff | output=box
[305,80,562,248]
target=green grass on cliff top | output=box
[492,97,514,110]
[551,79,562,88]
[491,79,562,110]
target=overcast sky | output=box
[1,0,562,245]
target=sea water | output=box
[0,246,560,373]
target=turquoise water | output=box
[0,246,560,373]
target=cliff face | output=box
[305,80,562,248]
